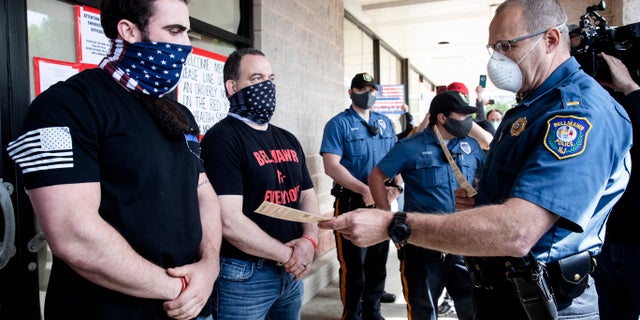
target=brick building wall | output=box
[253,0,345,256]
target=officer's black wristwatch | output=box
[388,212,410,247]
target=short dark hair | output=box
[428,111,449,128]
[223,48,266,94]
[100,0,189,40]
[486,109,503,118]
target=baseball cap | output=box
[351,72,377,90]
[429,90,478,116]
[446,82,469,97]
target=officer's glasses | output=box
[486,24,564,56]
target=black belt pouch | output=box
[546,251,593,299]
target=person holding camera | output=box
[319,1,632,319]
[320,73,400,320]
[592,52,640,320]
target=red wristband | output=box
[302,235,317,251]
[180,277,187,293]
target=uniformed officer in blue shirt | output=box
[319,1,632,319]
[320,72,399,320]
[369,90,485,320]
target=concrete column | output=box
[623,0,640,24]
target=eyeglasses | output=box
[486,24,564,56]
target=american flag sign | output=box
[373,84,405,114]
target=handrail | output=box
[0,179,16,270]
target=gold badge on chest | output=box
[510,117,528,137]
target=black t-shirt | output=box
[201,116,313,260]
[9,69,203,319]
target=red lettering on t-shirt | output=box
[254,149,300,167]
[263,185,301,205]
[253,151,265,166]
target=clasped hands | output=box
[283,236,315,280]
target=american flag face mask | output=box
[99,39,192,97]
[228,80,276,124]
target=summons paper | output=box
[255,201,331,223]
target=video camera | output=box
[569,1,640,84]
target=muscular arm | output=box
[217,195,292,264]
[369,166,391,210]
[164,173,222,319]
[322,152,373,206]
[323,197,559,257]
[469,121,493,150]
[298,188,319,243]
[195,173,222,270]
[28,183,182,301]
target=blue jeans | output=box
[593,240,640,319]
[211,257,303,320]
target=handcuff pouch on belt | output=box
[545,250,594,300]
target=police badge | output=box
[510,117,527,137]
[543,115,592,160]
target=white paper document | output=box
[255,201,331,223]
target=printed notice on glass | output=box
[176,47,229,139]
[75,5,111,65]
[255,201,330,223]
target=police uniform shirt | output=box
[476,57,632,262]
[320,107,397,183]
[376,128,485,213]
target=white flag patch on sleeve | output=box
[7,127,74,174]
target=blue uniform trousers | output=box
[333,195,388,320]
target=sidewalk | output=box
[301,245,459,320]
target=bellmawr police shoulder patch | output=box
[543,115,592,160]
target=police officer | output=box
[369,90,485,320]
[320,73,399,320]
[319,1,632,319]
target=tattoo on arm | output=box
[198,178,210,188]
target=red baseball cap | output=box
[447,82,469,97]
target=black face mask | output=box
[443,116,473,138]
[350,91,376,109]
